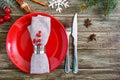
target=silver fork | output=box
[65,27,71,73]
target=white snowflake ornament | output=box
[49,0,69,12]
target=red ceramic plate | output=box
[6,12,68,73]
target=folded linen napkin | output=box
[27,15,51,74]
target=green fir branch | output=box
[80,0,118,16]
[0,0,16,9]
[0,0,11,9]
[4,0,17,8]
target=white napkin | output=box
[27,15,51,74]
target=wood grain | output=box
[0,0,120,80]
[1,50,120,69]
[0,69,120,80]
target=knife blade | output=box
[72,13,78,73]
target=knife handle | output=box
[65,51,70,73]
[73,45,78,73]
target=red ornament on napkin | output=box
[27,15,51,74]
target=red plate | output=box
[6,12,68,73]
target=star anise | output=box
[84,18,92,28]
[89,34,96,41]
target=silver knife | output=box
[72,13,78,73]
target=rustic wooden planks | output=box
[0,69,119,80]
[0,0,120,80]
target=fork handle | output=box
[65,32,71,73]
[65,51,70,73]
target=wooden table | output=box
[0,0,120,80]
